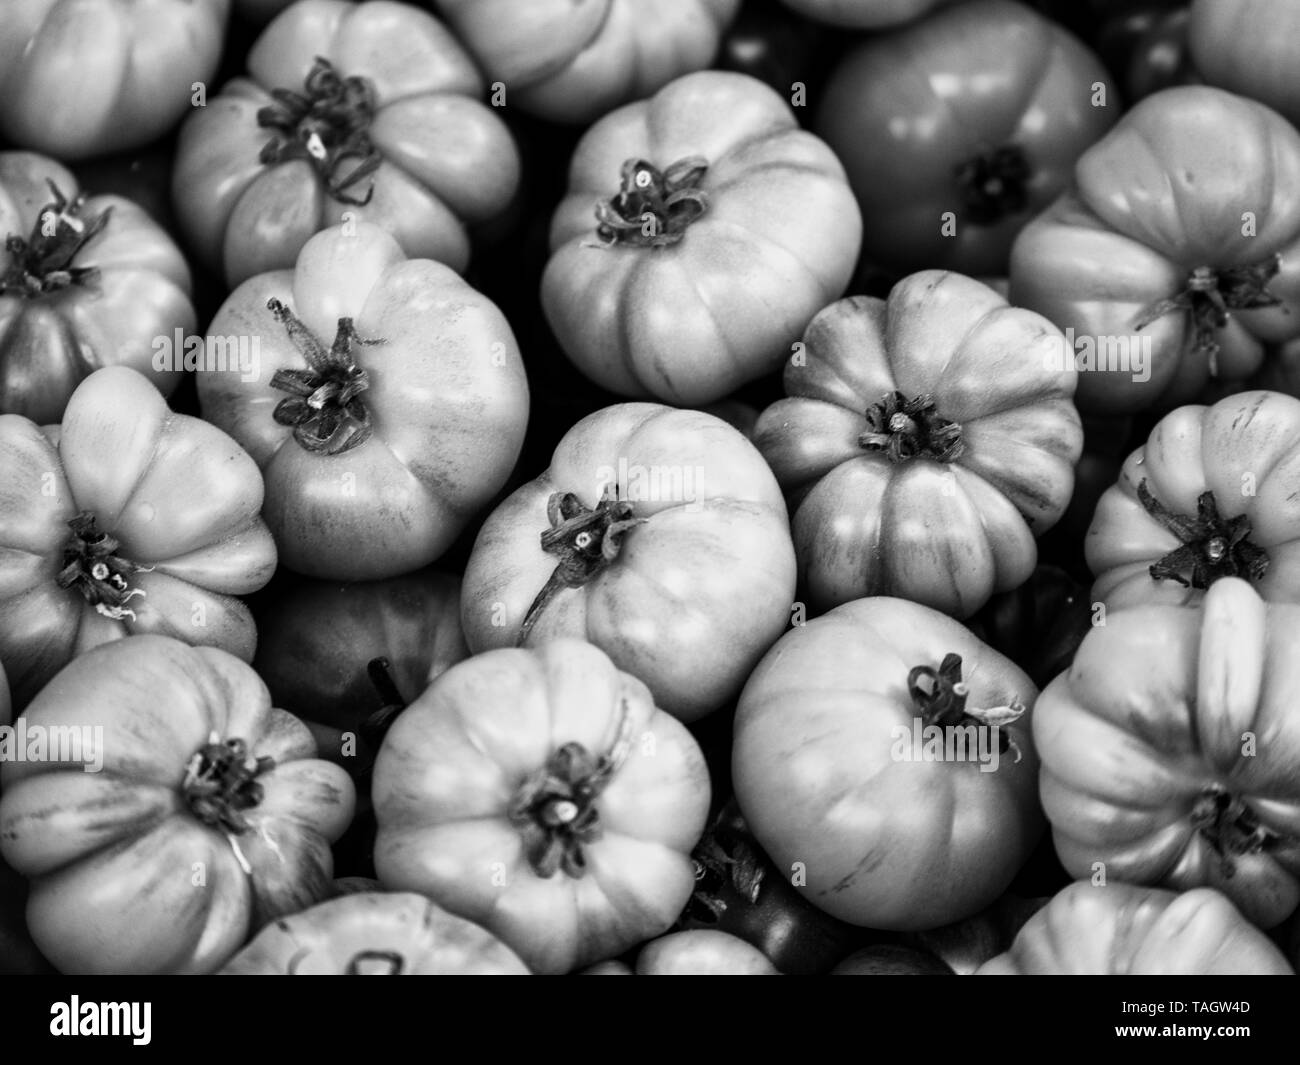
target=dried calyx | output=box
[56,512,152,622]
[955,144,1032,226]
[860,391,965,463]
[908,652,1025,762]
[0,181,111,298]
[592,156,710,248]
[1191,786,1283,880]
[1136,480,1269,589]
[182,733,275,835]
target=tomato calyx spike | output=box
[590,156,710,249]
[56,511,154,622]
[257,56,382,206]
[860,391,965,463]
[267,297,386,455]
[0,181,112,298]
[954,144,1032,226]
[508,696,636,879]
[1136,480,1269,589]
[1190,786,1284,879]
[359,656,407,754]
[680,805,767,926]
[907,653,1025,763]
[1133,257,1282,377]
[517,484,646,645]
[343,950,405,975]
[182,732,276,835]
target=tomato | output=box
[715,0,832,99]
[977,882,1294,974]
[541,71,860,406]
[1035,578,1300,929]
[197,222,529,581]
[816,0,1118,277]
[900,893,1047,973]
[234,0,295,22]
[1120,7,1198,102]
[372,639,712,974]
[0,635,356,974]
[174,0,521,289]
[220,892,531,974]
[252,567,468,766]
[753,274,1082,619]
[0,0,229,160]
[0,366,276,710]
[579,959,634,975]
[0,658,10,729]
[0,152,195,425]
[677,799,863,974]
[733,596,1044,930]
[1188,0,1300,130]
[776,0,962,28]
[434,0,741,125]
[1,849,56,975]
[832,946,956,975]
[1087,391,1300,611]
[460,403,796,723]
[635,930,780,975]
[1010,87,1300,415]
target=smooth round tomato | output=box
[197,223,529,581]
[174,0,521,289]
[252,567,468,766]
[1188,0,1300,130]
[0,635,356,974]
[434,0,740,125]
[220,892,530,974]
[541,71,860,406]
[777,0,962,28]
[733,596,1044,930]
[753,274,1082,619]
[0,152,195,424]
[816,0,1117,277]
[635,930,780,975]
[1035,578,1300,929]
[460,403,796,723]
[0,366,277,710]
[0,0,230,160]
[977,882,1294,974]
[1010,87,1300,414]
[372,639,712,974]
[1087,391,1300,611]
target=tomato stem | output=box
[182,734,275,835]
[1136,481,1268,589]
[591,156,710,248]
[257,56,382,206]
[0,181,112,298]
[860,391,965,463]
[359,656,407,752]
[343,950,405,975]
[55,511,153,621]
[954,144,1031,226]
[1190,786,1282,878]
[907,653,1025,762]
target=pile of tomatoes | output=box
[1,0,1299,978]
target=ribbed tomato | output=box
[1188,0,1300,130]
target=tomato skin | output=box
[1086,391,1300,612]
[0,152,194,425]
[816,0,1118,277]
[636,930,780,975]
[978,882,1294,974]
[733,596,1044,930]
[0,849,56,975]
[234,0,295,22]
[1010,87,1300,415]
[833,945,955,975]
[0,659,10,728]
[220,892,531,974]
[197,223,529,581]
[372,640,712,974]
[0,0,229,161]
[0,366,277,710]
[0,635,356,974]
[542,71,861,406]
[1188,0,1300,130]
[435,0,740,125]
[777,0,961,28]
[174,0,521,289]
[753,274,1082,619]
[460,403,796,723]
[1035,578,1300,929]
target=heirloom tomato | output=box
[1087,391,1300,611]
[635,930,780,975]
[753,273,1082,618]
[460,403,796,723]
[0,636,356,974]
[174,0,520,288]
[0,152,194,424]
[221,892,530,974]
[977,882,1294,974]
[542,71,860,406]
[0,367,276,710]
[0,0,230,160]
[434,0,740,125]
[197,223,529,581]
[816,0,1117,277]
[733,596,1044,930]
[776,0,962,28]
[1188,0,1300,130]
[1035,578,1300,928]
[372,640,711,974]
[1010,87,1300,414]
